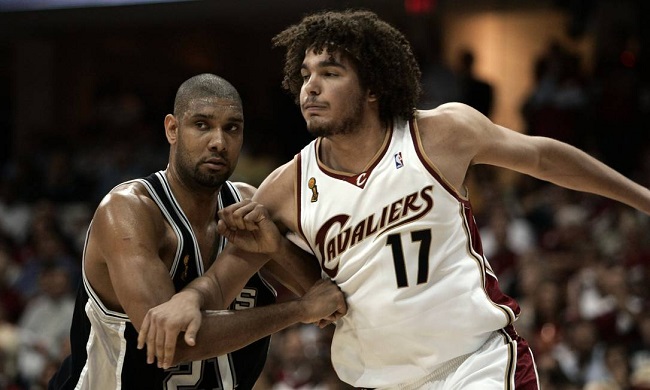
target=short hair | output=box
[173,73,242,118]
[272,9,422,123]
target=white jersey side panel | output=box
[296,118,519,388]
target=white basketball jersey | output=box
[295,118,521,388]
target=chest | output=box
[160,220,223,284]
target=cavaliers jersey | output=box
[49,171,276,390]
[295,118,521,388]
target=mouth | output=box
[302,102,327,112]
[203,157,227,170]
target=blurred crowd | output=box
[1,30,650,390]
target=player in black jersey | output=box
[48,73,346,390]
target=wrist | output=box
[265,234,286,257]
[178,287,205,309]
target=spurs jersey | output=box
[50,171,276,390]
[296,118,521,388]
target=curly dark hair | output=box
[272,9,422,123]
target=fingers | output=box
[137,309,183,367]
[145,317,157,365]
[218,200,270,231]
[300,278,348,324]
[137,312,151,350]
[184,317,201,347]
[155,322,166,368]
[161,328,178,369]
[138,312,158,365]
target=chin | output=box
[307,122,333,138]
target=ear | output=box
[164,114,178,144]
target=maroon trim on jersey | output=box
[314,128,392,189]
[295,153,308,243]
[462,186,521,323]
[409,118,468,202]
[502,326,540,390]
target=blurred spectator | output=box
[0,237,24,324]
[0,306,20,390]
[262,324,349,390]
[551,319,609,387]
[12,201,80,301]
[629,312,650,386]
[0,168,34,245]
[418,34,460,109]
[571,261,643,345]
[522,40,588,146]
[41,148,94,204]
[16,264,74,387]
[480,201,536,295]
[584,343,631,390]
[455,48,494,117]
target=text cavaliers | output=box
[315,185,434,277]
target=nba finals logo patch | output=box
[308,177,319,202]
[181,254,190,281]
[394,152,404,169]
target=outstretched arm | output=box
[479,125,650,214]
[420,103,650,215]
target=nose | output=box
[303,75,320,96]
[208,128,227,152]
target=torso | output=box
[293,118,520,388]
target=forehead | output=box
[302,48,352,68]
[184,97,243,117]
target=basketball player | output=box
[138,10,650,390]
[48,73,347,390]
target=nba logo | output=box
[394,152,404,169]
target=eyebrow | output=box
[301,58,347,71]
[188,113,243,122]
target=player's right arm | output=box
[84,181,180,329]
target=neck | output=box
[319,118,388,174]
[164,167,220,226]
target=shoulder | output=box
[254,160,298,231]
[259,159,297,191]
[414,102,496,150]
[94,180,162,230]
[229,182,257,199]
[415,102,486,133]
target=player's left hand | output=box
[217,199,282,254]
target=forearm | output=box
[172,300,305,363]
[267,235,322,295]
[182,274,225,310]
[535,138,650,214]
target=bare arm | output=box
[86,184,178,329]
[252,161,323,292]
[419,103,650,215]
[142,278,345,368]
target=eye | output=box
[300,72,310,82]
[195,121,209,130]
[226,123,241,132]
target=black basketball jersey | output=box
[49,171,276,390]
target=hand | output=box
[217,199,282,254]
[298,279,347,327]
[137,291,202,369]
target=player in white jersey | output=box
[137,10,650,390]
